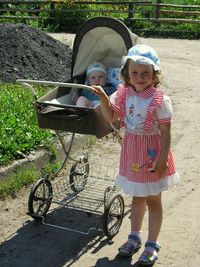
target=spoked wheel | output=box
[102,193,124,239]
[28,178,53,220]
[69,154,89,192]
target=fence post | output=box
[128,2,134,19]
[50,2,56,26]
[155,0,161,27]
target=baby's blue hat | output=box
[122,44,160,71]
[87,62,107,76]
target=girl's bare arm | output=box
[155,122,171,177]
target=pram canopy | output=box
[72,16,140,79]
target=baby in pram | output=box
[76,62,116,108]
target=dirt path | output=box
[0,36,200,267]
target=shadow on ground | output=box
[0,206,128,267]
[0,204,154,267]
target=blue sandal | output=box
[138,241,161,265]
[118,234,142,257]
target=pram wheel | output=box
[102,193,124,239]
[28,177,53,220]
[69,154,89,192]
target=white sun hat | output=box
[122,44,161,71]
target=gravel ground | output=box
[0,23,72,83]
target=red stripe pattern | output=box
[111,84,177,185]
[119,133,176,183]
[144,90,163,133]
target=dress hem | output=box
[115,172,180,197]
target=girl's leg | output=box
[146,193,162,242]
[138,193,162,265]
[118,197,146,257]
[131,196,146,232]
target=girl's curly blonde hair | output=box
[120,59,163,88]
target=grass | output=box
[0,82,95,199]
[0,168,40,199]
[0,82,62,199]
[0,83,53,166]
[0,160,62,200]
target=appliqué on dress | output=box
[131,149,157,173]
[129,104,134,116]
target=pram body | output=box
[19,16,140,138]
[17,17,140,238]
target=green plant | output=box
[0,160,62,199]
[0,167,40,199]
[1,0,199,38]
[39,0,89,32]
[0,84,53,166]
[87,135,97,147]
[41,161,61,176]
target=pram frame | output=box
[17,79,126,238]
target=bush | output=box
[0,84,52,166]
[0,0,199,38]
[39,0,89,32]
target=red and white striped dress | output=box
[111,84,180,197]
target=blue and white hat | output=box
[122,44,160,71]
[86,62,107,76]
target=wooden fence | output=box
[0,1,200,31]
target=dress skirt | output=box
[115,132,180,197]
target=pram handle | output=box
[17,79,93,93]
[17,79,94,102]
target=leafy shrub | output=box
[39,0,89,32]
[0,0,199,38]
[0,84,52,166]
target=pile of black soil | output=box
[0,23,73,83]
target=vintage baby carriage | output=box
[17,16,140,238]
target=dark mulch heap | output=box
[0,23,73,83]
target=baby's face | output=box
[87,70,107,86]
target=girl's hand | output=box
[90,85,107,97]
[90,85,115,123]
[154,159,168,177]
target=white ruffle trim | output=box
[115,173,181,197]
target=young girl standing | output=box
[90,44,180,265]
